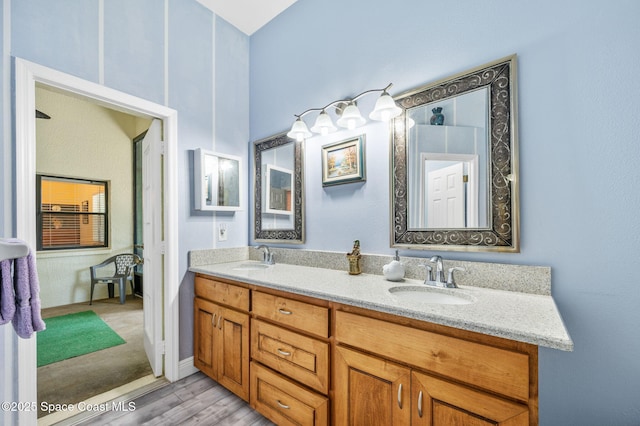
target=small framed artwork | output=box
[321,135,366,186]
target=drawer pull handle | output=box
[397,384,403,409]
[276,400,290,410]
[278,308,292,315]
[418,390,423,418]
[277,349,291,357]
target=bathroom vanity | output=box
[190,250,572,426]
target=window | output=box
[37,175,109,250]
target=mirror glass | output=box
[265,164,294,215]
[254,133,304,243]
[391,55,519,252]
[406,88,489,229]
[194,148,242,211]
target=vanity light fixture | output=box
[286,83,403,141]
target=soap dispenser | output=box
[383,250,405,281]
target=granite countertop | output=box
[190,260,574,351]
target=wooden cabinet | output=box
[412,371,529,426]
[334,345,410,426]
[251,291,330,425]
[193,273,538,425]
[334,347,529,426]
[251,361,329,426]
[334,311,533,426]
[251,318,329,394]
[194,276,250,401]
[252,291,329,338]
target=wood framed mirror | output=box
[391,55,519,252]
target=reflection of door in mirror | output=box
[261,142,295,230]
[407,87,489,229]
[266,165,293,215]
[418,154,480,229]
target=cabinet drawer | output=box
[251,319,329,394]
[195,275,249,312]
[250,362,328,426]
[252,291,329,338]
[335,310,530,401]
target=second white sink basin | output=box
[388,286,475,305]
[232,262,271,271]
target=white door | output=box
[142,119,164,377]
[427,162,465,228]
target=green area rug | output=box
[37,310,126,367]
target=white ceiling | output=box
[197,0,298,35]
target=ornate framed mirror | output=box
[391,55,519,252]
[254,132,305,243]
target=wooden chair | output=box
[89,253,142,304]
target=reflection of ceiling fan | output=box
[36,109,51,119]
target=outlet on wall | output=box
[218,224,228,241]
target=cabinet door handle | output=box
[397,384,403,409]
[276,400,290,410]
[211,313,217,325]
[217,315,222,329]
[418,390,423,418]
[277,348,291,357]
[278,308,292,315]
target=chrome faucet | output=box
[430,255,445,285]
[255,245,275,265]
[422,256,465,288]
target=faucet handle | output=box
[421,264,433,283]
[446,267,465,288]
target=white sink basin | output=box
[388,286,474,305]
[232,262,271,271]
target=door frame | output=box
[13,58,180,425]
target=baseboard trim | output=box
[178,356,199,380]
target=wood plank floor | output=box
[73,372,275,426]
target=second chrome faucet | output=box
[423,256,465,288]
[255,245,275,265]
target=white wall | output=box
[35,87,150,307]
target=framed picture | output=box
[321,135,366,186]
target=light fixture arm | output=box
[351,82,394,103]
[288,83,400,140]
[292,83,394,119]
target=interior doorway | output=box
[33,87,154,418]
[11,58,180,426]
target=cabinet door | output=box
[334,346,411,426]
[411,371,529,426]
[193,297,218,379]
[217,306,250,401]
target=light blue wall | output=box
[250,0,640,424]
[2,0,249,361]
